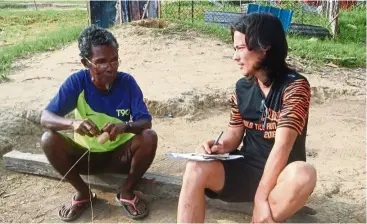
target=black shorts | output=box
[61,133,134,175]
[205,152,264,202]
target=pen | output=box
[213,131,224,145]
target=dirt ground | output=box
[0,22,365,223]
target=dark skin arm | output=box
[40,110,74,131]
[40,110,99,137]
[126,119,152,134]
[41,110,151,140]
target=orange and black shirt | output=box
[229,73,311,169]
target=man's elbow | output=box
[40,110,50,129]
[271,145,292,158]
[146,120,152,129]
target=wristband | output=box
[125,121,132,132]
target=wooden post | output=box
[117,0,123,24]
[86,0,92,26]
[321,0,328,15]
[141,0,151,20]
[191,0,194,23]
[3,150,182,198]
[33,0,37,10]
[2,150,316,216]
[178,0,181,20]
[328,0,340,38]
[158,0,161,19]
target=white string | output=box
[87,147,94,222]
[32,149,90,222]
[56,150,90,188]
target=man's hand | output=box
[251,200,274,223]
[102,122,128,141]
[196,139,225,154]
[72,119,99,137]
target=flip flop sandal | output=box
[58,193,97,222]
[115,193,149,220]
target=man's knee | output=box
[285,161,317,192]
[269,162,316,221]
[140,129,158,151]
[41,130,60,153]
[183,161,213,184]
[142,129,158,143]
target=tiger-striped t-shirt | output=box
[229,73,311,169]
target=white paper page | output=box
[168,152,243,161]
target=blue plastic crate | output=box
[247,4,293,33]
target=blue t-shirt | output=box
[45,69,152,152]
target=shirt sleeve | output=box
[129,77,152,122]
[45,75,80,117]
[278,79,311,135]
[229,91,244,127]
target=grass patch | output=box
[338,5,366,44]
[160,1,366,68]
[0,0,83,4]
[287,36,365,67]
[0,3,27,9]
[0,8,88,80]
[0,0,85,9]
[158,20,232,44]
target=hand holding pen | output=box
[198,131,225,154]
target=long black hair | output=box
[230,13,295,86]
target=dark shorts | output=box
[205,152,264,202]
[61,133,134,175]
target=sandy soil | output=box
[0,22,365,223]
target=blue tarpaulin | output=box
[90,1,117,28]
